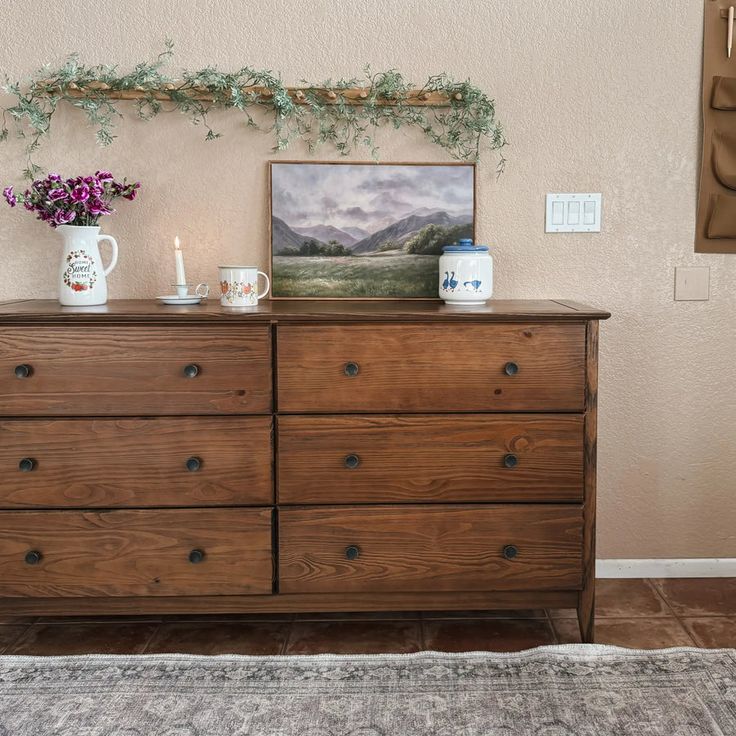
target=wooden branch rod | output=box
[33,83,463,107]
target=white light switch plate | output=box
[546,193,602,232]
[674,267,710,301]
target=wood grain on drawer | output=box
[280,505,583,594]
[278,414,583,503]
[0,508,273,597]
[276,323,585,412]
[0,417,273,508]
[0,326,272,415]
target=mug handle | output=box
[257,271,270,300]
[195,283,209,298]
[97,234,118,277]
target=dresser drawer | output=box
[0,417,273,508]
[0,326,272,415]
[278,414,583,504]
[280,505,583,594]
[0,508,273,597]
[277,323,585,412]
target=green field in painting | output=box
[272,253,439,298]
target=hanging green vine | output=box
[1,42,507,179]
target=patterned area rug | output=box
[0,646,734,735]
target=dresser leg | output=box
[578,319,598,645]
[577,589,595,643]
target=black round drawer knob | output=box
[24,550,42,565]
[344,454,361,469]
[504,362,519,376]
[186,456,202,472]
[502,545,519,560]
[18,457,36,472]
[344,362,360,377]
[183,363,200,378]
[503,453,518,469]
[345,545,361,561]
[14,364,32,379]
[188,549,206,564]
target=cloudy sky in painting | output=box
[271,163,474,234]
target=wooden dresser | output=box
[0,299,609,642]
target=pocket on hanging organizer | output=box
[712,77,736,110]
[707,193,736,239]
[712,130,736,190]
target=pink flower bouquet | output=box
[3,172,140,227]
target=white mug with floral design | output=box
[219,266,270,307]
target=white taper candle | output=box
[174,236,186,285]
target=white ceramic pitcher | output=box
[57,225,118,306]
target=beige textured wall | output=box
[1,0,734,558]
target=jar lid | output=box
[442,238,489,253]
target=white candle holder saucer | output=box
[157,283,209,305]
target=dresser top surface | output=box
[0,299,610,324]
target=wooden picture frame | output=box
[268,161,477,300]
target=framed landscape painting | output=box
[269,161,475,299]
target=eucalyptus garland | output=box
[1,42,507,178]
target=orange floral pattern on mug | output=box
[220,280,257,305]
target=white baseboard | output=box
[596,558,736,578]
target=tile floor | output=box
[0,579,732,656]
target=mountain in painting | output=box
[341,226,371,240]
[404,206,473,220]
[351,211,470,254]
[272,216,327,254]
[293,224,358,247]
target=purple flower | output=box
[4,170,138,229]
[87,199,112,216]
[52,210,76,226]
[70,184,90,203]
[47,187,68,202]
[123,182,141,201]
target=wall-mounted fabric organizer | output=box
[697,1,736,252]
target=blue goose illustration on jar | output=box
[439,239,493,305]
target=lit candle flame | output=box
[174,235,181,250]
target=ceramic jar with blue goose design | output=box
[439,239,493,305]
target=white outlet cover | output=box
[674,267,710,301]
[546,193,602,233]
